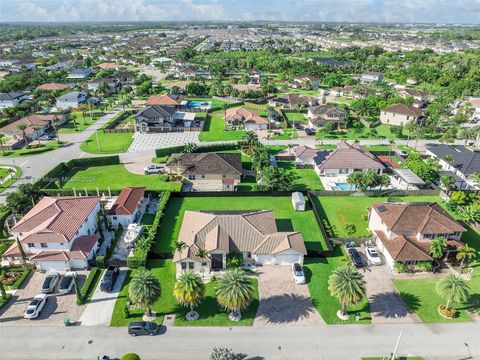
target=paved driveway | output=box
[127,132,200,152]
[0,271,87,326]
[360,249,418,323]
[254,265,323,325]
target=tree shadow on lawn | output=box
[370,292,419,318]
[154,197,185,253]
[255,294,318,324]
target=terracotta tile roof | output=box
[317,141,385,170]
[11,196,100,243]
[382,103,424,117]
[108,187,145,216]
[145,94,184,106]
[2,242,32,258]
[224,107,269,125]
[30,250,69,262]
[166,153,242,176]
[375,231,433,262]
[372,202,466,235]
[69,234,100,259]
[173,210,307,262]
[1,114,65,135]
[36,83,70,91]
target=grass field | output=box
[58,111,101,133]
[285,112,307,123]
[0,166,21,194]
[270,128,298,140]
[313,195,442,238]
[80,131,134,154]
[304,248,371,324]
[199,113,246,142]
[52,164,181,191]
[0,141,64,157]
[277,161,324,191]
[154,196,328,254]
[185,97,234,108]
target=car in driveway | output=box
[348,248,365,267]
[365,247,382,265]
[144,165,163,175]
[41,272,60,293]
[100,266,119,292]
[24,294,48,319]
[304,128,315,136]
[58,272,77,294]
[128,321,160,336]
[291,263,306,284]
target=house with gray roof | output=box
[0,91,28,109]
[307,105,347,129]
[56,91,88,110]
[173,210,307,276]
[134,105,196,132]
[67,68,93,79]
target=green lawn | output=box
[185,97,233,108]
[110,260,259,327]
[277,161,324,191]
[51,164,181,192]
[0,141,64,157]
[313,195,442,238]
[285,112,307,123]
[154,196,328,254]
[80,131,134,154]
[58,112,101,133]
[304,248,371,324]
[199,114,245,142]
[0,166,21,194]
[270,128,298,140]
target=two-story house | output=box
[369,202,466,269]
[2,196,102,271]
[307,105,347,129]
[107,187,148,228]
[398,88,429,108]
[380,104,424,127]
[56,91,88,110]
[268,94,317,109]
[134,105,195,132]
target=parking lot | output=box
[0,271,88,326]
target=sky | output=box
[0,0,479,24]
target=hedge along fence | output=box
[155,141,241,158]
[36,155,121,189]
[127,191,171,269]
[309,189,440,197]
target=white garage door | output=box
[275,254,302,265]
[255,255,275,265]
[36,260,69,271]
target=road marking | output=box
[79,152,86,158]
[20,160,29,167]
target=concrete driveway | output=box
[0,271,87,326]
[254,265,323,325]
[359,249,418,323]
[127,132,200,152]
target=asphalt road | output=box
[0,322,479,359]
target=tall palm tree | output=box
[129,268,161,317]
[196,248,210,281]
[436,274,470,310]
[52,123,61,143]
[16,123,28,145]
[328,265,366,318]
[346,171,363,190]
[169,155,182,176]
[241,131,259,151]
[429,237,448,260]
[173,271,205,320]
[215,268,253,321]
[455,244,477,268]
[174,241,187,256]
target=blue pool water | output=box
[335,182,356,190]
[187,101,212,110]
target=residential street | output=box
[0,322,479,359]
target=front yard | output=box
[0,140,64,157]
[154,196,328,254]
[80,131,134,154]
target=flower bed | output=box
[438,304,457,319]
[1,267,30,289]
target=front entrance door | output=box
[211,254,223,270]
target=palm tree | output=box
[196,248,210,281]
[455,244,477,268]
[436,274,470,310]
[241,131,259,151]
[443,155,454,165]
[388,139,395,158]
[128,268,161,317]
[462,205,480,224]
[470,172,480,188]
[16,123,28,145]
[378,174,390,190]
[215,268,253,321]
[52,123,61,143]
[429,237,448,260]
[169,155,182,176]
[174,240,187,257]
[173,271,205,320]
[0,132,5,154]
[346,171,362,190]
[328,265,366,318]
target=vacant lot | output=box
[58,111,102,133]
[154,196,328,254]
[80,131,133,154]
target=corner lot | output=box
[0,271,87,326]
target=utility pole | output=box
[390,329,403,360]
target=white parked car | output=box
[365,247,382,265]
[291,263,306,284]
[144,165,163,175]
[58,272,77,294]
[24,294,48,319]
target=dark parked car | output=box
[304,128,315,136]
[128,321,160,336]
[100,266,119,292]
[41,272,60,294]
[348,248,365,267]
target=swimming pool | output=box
[187,101,212,110]
[335,182,356,190]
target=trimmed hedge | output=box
[78,267,102,304]
[8,268,31,290]
[155,142,241,158]
[128,191,170,269]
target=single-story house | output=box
[173,210,307,275]
[0,114,66,142]
[425,144,480,189]
[0,91,28,109]
[224,107,269,131]
[107,187,147,228]
[361,71,383,83]
[86,78,122,93]
[268,94,317,109]
[2,196,101,271]
[145,94,184,107]
[307,105,347,129]
[56,91,88,110]
[165,152,243,191]
[369,202,466,269]
[293,145,326,167]
[380,104,424,127]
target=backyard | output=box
[277,161,324,191]
[49,164,182,192]
[110,259,259,326]
[199,111,245,142]
[154,196,328,254]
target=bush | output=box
[394,262,409,273]
[343,223,356,236]
[439,304,457,318]
[120,353,141,360]
[78,267,101,304]
[95,256,106,269]
[8,268,30,289]
[415,261,434,272]
[210,347,240,360]
[226,251,243,269]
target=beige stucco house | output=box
[380,103,424,127]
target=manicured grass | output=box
[111,260,177,326]
[277,161,324,191]
[304,248,371,324]
[0,294,12,310]
[58,111,101,133]
[52,164,181,192]
[80,131,134,154]
[0,141,64,157]
[0,166,21,194]
[270,128,298,140]
[199,114,246,142]
[313,195,443,238]
[81,268,104,304]
[174,278,259,326]
[285,112,307,123]
[185,97,233,108]
[154,196,327,253]
[237,175,257,191]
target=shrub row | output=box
[155,142,241,158]
[96,225,124,268]
[8,268,31,290]
[78,267,102,304]
[127,191,171,269]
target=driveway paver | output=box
[0,271,87,326]
[254,265,324,325]
[127,132,200,152]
